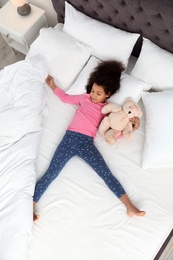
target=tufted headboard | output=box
[51,0,173,57]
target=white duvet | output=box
[0,57,47,260]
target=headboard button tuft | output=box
[164,30,169,35]
[130,16,134,21]
[138,6,143,12]
[121,1,126,6]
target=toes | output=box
[33,213,40,222]
[136,211,146,217]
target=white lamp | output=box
[11,0,31,16]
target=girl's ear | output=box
[106,92,111,98]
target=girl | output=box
[33,60,145,221]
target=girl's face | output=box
[90,83,110,103]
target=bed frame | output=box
[51,0,173,259]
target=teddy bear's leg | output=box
[105,129,121,145]
[98,117,110,137]
[123,122,133,139]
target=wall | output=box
[0,0,58,26]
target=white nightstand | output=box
[0,1,48,55]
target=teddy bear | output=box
[99,97,142,144]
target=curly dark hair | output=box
[86,60,125,97]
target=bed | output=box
[1,0,173,259]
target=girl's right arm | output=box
[45,75,83,104]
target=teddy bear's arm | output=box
[101,103,122,114]
[98,117,110,137]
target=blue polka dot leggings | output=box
[33,130,125,202]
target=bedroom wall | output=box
[0,0,57,26]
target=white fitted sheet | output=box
[1,46,172,260]
[29,85,173,260]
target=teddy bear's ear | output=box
[124,97,134,102]
[138,110,143,118]
[135,103,142,117]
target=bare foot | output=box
[127,205,146,217]
[120,194,146,217]
[33,201,40,222]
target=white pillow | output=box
[66,56,151,105]
[63,2,139,68]
[131,38,173,91]
[142,90,173,169]
[109,74,150,105]
[54,23,64,31]
[66,56,100,95]
[26,27,91,90]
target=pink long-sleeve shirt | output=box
[54,87,107,138]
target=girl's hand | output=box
[130,116,140,131]
[45,75,56,91]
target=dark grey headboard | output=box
[51,0,173,56]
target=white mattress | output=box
[29,84,173,260]
[1,20,172,260]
